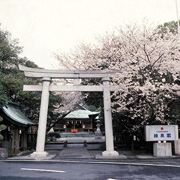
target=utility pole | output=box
[176,0,180,33]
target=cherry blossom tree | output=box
[110,24,180,130]
[54,22,180,134]
[53,91,83,113]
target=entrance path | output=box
[58,147,92,158]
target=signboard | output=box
[145,125,178,141]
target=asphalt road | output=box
[1,159,180,180]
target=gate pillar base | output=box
[102,150,119,157]
[30,151,49,158]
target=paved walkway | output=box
[4,143,180,161]
[45,147,180,160]
[58,147,92,158]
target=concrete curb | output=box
[7,154,56,161]
[95,154,127,160]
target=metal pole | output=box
[176,0,180,33]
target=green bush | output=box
[0,116,7,140]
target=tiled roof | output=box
[64,109,99,119]
[2,101,36,126]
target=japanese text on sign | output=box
[145,125,178,141]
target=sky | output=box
[0,0,179,69]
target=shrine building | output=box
[54,109,100,133]
[0,101,36,154]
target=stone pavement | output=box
[46,143,180,160]
[58,147,92,158]
[6,146,180,161]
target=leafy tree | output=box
[0,73,7,140]
[0,116,7,140]
[0,72,7,107]
[158,20,179,34]
[0,27,22,71]
[0,25,62,129]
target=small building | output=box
[0,101,36,154]
[54,109,100,133]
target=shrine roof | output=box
[64,109,99,119]
[2,101,36,126]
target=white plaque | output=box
[145,125,178,141]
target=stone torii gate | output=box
[19,65,119,158]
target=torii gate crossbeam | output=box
[19,65,119,158]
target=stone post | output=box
[174,139,180,155]
[102,77,119,156]
[31,77,51,157]
[153,142,172,157]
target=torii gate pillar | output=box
[102,77,119,156]
[30,77,51,158]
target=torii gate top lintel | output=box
[19,65,115,79]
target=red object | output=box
[71,129,78,133]
[161,127,164,130]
